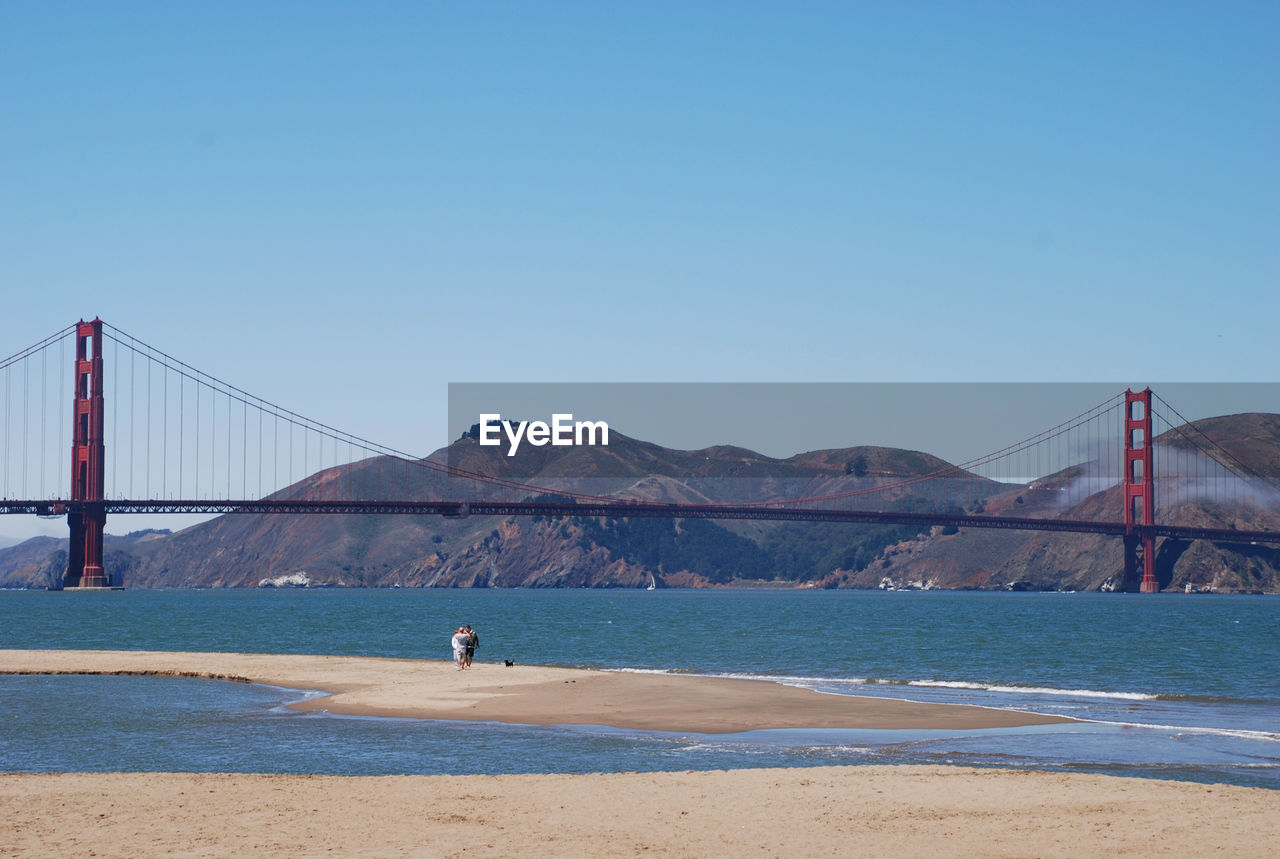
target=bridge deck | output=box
[3,499,1278,545]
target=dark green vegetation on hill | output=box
[575,517,771,585]
[3,416,1280,592]
[572,517,921,584]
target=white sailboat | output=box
[647,574,656,591]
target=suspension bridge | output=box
[3,319,1279,592]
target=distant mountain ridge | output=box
[2,414,1278,592]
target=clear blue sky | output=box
[2,2,1277,540]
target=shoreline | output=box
[6,649,1278,855]
[0,648,1071,733]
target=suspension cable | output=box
[1152,393,1268,483]
[94,321,1150,512]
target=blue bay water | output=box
[1,589,1277,788]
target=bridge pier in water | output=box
[1122,388,1159,593]
[64,318,109,589]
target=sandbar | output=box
[0,648,1068,733]
[4,650,1277,856]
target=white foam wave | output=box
[608,668,1157,702]
[1086,720,1280,744]
[609,668,874,686]
[907,680,1156,701]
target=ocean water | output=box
[1,588,1277,788]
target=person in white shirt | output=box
[451,627,469,670]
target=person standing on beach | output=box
[451,627,469,670]
[464,625,478,668]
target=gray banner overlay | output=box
[446,383,1280,482]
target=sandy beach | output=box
[3,649,1278,856]
[3,768,1277,857]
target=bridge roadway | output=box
[4,499,1280,547]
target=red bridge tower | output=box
[65,318,108,588]
[1122,388,1159,593]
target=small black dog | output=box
[503,659,515,667]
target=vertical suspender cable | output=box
[213,380,218,499]
[1154,411,1161,515]
[227,384,232,499]
[1107,399,1113,512]
[112,338,118,497]
[1196,422,1202,504]
[1029,422,1039,491]
[1050,421,1055,488]
[1075,414,1082,507]
[40,349,46,498]
[130,342,135,498]
[1104,400,1109,499]
[180,372,185,498]
[59,339,65,498]
[1157,413,1164,517]
[1151,409,1159,514]
[1049,426,1054,491]
[23,356,28,497]
[1090,408,1097,505]
[1103,401,1109,495]
[4,364,9,499]
[147,346,152,498]
[195,374,200,499]
[210,385,217,501]
[1186,415,1193,503]
[163,360,168,498]
[1165,414,1171,515]
[1089,404,1095,505]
